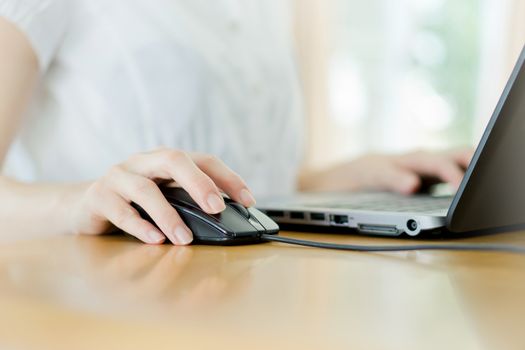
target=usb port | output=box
[265,210,285,218]
[290,212,305,220]
[330,214,349,225]
[310,213,325,221]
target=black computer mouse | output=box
[132,187,280,245]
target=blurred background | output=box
[293,0,525,169]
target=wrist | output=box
[56,181,94,235]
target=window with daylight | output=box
[295,0,525,168]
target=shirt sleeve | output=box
[0,0,70,71]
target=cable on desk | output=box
[260,234,525,255]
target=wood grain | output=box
[1,230,525,350]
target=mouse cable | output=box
[260,234,525,255]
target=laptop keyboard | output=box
[307,193,452,214]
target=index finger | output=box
[191,153,256,207]
[123,150,226,214]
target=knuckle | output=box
[194,174,215,190]
[106,164,125,178]
[200,154,220,166]
[164,149,188,164]
[159,208,182,226]
[130,178,156,195]
[126,153,142,164]
[114,207,138,227]
[190,176,216,198]
[86,181,106,199]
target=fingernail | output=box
[174,226,193,245]
[240,188,256,207]
[147,231,165,244]
[207,193,226,213]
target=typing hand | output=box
[299,148,474,195]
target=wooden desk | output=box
[1,230,525,350]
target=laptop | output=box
[257,45,525,237]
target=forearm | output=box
[0,176,91,237]
[0,17,63,237]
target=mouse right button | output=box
[219,207,261,237]
[249,208,280,234]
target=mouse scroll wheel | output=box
[229,202,251,218]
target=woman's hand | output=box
[69,149,256,245]
[299,148,474,195]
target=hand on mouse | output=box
[299,147,473,195]
[68,148,256,245]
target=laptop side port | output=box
[265,210,285,218]
[290,212,305,220]
[358,224,399,236]
[309,212,325,221]
[330,214,349,225]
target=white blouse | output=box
[0,0,304,196]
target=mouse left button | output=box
[228,202,251,219]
